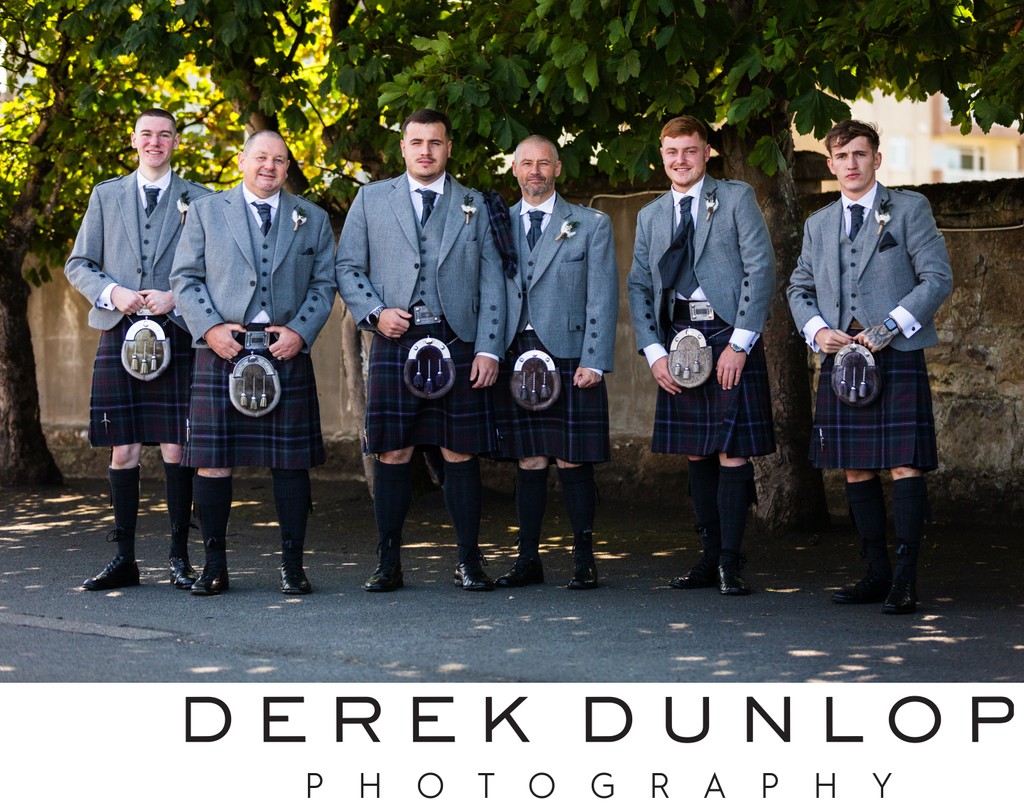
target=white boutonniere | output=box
[704,189,719,221]
[462,194,477,225]
[555,218,579,241]
[875,199,892,234]
[292,207,308,232]
[177,192,190,224]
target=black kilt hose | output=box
[364,319,496,455]
[88,318,193,447]
[652,312,776,458]
[492,330,610,463]
[182,348,325,470]
[812,345,938,471]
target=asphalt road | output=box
[1,476,1021,683]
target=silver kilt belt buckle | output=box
[510,349,561,411]
[688,301,715,321]
[668,328,713,388]
[403,337,455,399]
[120,309,171,380]
[229,353,282,417]
[831,343,881,407]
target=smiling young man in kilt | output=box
[627,116,776,597]
[170,130,337,596]
[788,120,953,615]
[489,135,618,590]
[65,108,211,591]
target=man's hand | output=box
[573,367,601,389]
[814,327,854,355]
[716,347,747,391]
[856,323,897,353]
[377,308,412,338]
[470,355,499,388]
[651,356,683,395]
[266,325,304,360]
[204,323,244,361]
[139,289,175,316]
[111,285,146,315]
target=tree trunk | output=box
[719,118,829,533]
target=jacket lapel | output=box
[822,199,843,293]
[857,184,888,280]
[436,175,469,268]
[693,175,715,266]
[272,190,299,273]
[150,174,185,267]
[115,173,143,265]
[223,185,257,272]
[651,192,674,295]
[527,194,573,286]
[388,175,423,252]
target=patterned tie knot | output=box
[143,186,160,217]
[417,189,437,225]
[252,201,272,235]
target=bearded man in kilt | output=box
[788,120,953,615]
[335,109,505,593]
[65,108,211,591]
[490,135,618,590]
[627,116,776,597]
[170,130,337,596]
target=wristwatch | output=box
[883,316,899,333]
[729,342,746,354]
[366,305,384,327]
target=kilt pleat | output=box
[182,348,325,469]
[88,319,193,447]
[364,320,496,455]
[652,314,776,458]
[812,346,938,471]
[492,331,610,462]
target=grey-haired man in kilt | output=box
[491,135,618,590]
[336,109,505,593]
[788,120,953,615]
[627,116,776,597]
[65,108,211,591]
[170,130,337,596]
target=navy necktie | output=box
[417,189,437,225]
[849,203,864,241]
[527,209,544,250]
[252,201,272,236]
[143,186,159,217]
[659,197,697,296]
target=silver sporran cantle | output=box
[120,309,171,380]
[403,337,456,399]
[668,327,713,388]
[510,348,560,411]
[229,354,281,417]
[831,342,881,407]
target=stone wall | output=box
[29,179,1024,524]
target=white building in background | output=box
[794,89,1024,187]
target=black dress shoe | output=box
[495,556,544,587]
[190,564,229,596]
[669,556,719,589]
[718,566,751,596]
[364,561,403,592]
[453,561,494,591]
[831,574,891,605]
[280,561,312,595]
[568,560,598,590]
[882,579,917,614]
[82,556,140,591]
[169,557,198,590]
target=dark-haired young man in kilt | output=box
[788,120,952,615]
[335,109,505,593]
[170,130,337,596]
[65,108,211,591]
[628,116,776,597]
[490,135,618,590]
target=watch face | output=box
[884,317,898,332]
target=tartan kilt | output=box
[492,331,610,463]
[88,319,193,447]
[812,345,938,471]
[652,313,776,458]
[182,348,325,469]
[364,319,497,455]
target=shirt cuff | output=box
[890,306,921,338]
[643,342,669,367]
[803,315,830,352]
[728,328,759,353]
[476,352,500,362]
[96,282,118,311]
[583,368,604,377]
